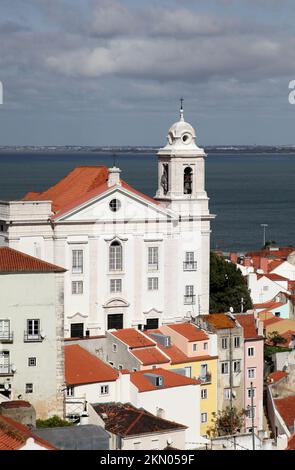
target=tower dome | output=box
[162,105,202,153]
[168,107,196,142]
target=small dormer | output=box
[144,373,164,387]
[149,332,171,348]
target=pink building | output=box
[236,314,264,432]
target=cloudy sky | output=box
[1,0,295,146]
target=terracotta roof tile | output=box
[287,433,295,450]
[111,329,155,349]
[65,344,118,385]
[267,370,289,384]
[130,368,199,392]
[131,347,170,366]
[235,314,260,339]
[93,402,186,437]
[23,166,160,219]
[263,317,284,327]
[204,313,236,329]
[268,259,285,272]
[254,301,284,310]
[275,396,295,429]
[0,247,66,273]
[257,273,289,282]
[0,415,56,450]
[167,323,209,342]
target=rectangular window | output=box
[100,385,109,395]
[148,277,159,291]
[28,357,36,367]
[224,388,231,400]
[184,285,195,304]
[234,336,241,348]
[148,247,159,270]
[0,351,10,374]
[72,281,83,295]
[70,323,84,338]
[67,386,74,397]
[72,250,83,274]
[26,319,40,341]
[112,344,117,353]
[204,342,208,350]
[109,243,122,271]
[184,252,197,271]
[25,383,33,394]
[233,360,241,373]
[0,320,10,340]
[110,279,122,293]
[201,413,208,423]
[248,347,255,357]
[247,407,255,419]
[221,337,228,349]
[247,388,256,398]
[221,362,229,374]
[248,368,256,379]
[193,343,197,352]
[201,389,208,399]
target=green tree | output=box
[267,330,287,347]
[210,251,253,313]
[36,415,73,428]
[209,406,246,437]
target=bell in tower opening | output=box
[161,163,169,195]
[183,166,193,194]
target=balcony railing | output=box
[24,332,43,342]
[148,263,159,272]
[0,332,13,343]
[184,295,196,305]
[183,261,197,271]
[198,372,212,384]
[0,364,14,376]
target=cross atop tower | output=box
[180,98,184,121]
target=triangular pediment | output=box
[54,185,176,222]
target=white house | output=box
[0,107,214,336]
[0,247,65,419]
[248,272,289,304]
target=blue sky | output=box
[1,0,295,146]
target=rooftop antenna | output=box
[180,97,184,121]
[112,153,117,168]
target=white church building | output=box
[0,108,214,337]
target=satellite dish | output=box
[229,307,234,313]
[40,331,46,339]
[4,383,10,391]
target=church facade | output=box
[0,109,214,337]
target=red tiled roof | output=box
[257,273,289,282]
[0,401,31,409]
[111,329,155,349]
[93,402,186,437]
[267,370,289,384]
[275,396,295,429]
[280,330,295,345]
[130,368,199,392]
[131,347,170,366]
[0,415,56,450]
[204,313,236,329]
[65,344,118,385]
[0,247,66,273]
[167,323,209,342]
[254,301,284,310]
[236,314,260,339]
[246,247,295,260]
[23,166,160,219]
[263,317,284,327]
[268,259,285,272]
[287,433,295,450]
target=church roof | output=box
[22,166,160,219]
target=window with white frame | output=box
[247,388,256,399]
[72,250,83,274]
[247,407,255,419]
[224,388,231,400]
[201,389,208,399]
[234,336,241,348]
[148,277,159,291]
[109,241,123,271]
[248,347,255,357]
[67,386,74,397]
[110,279,122,293]
[248,368,256,379]
[26,319,40,340]
[193,343,197,352]
[72,280,83,295]
[100,385,109,395]
[201,412,208,423]
[0,320,10,340]
[221,337,228,349]
[221,362,229,374]
[233,360,241,373]
[148,247,159,270]
[204,342,208,350]
[184,285,195,304]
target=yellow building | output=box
[149,323,218,437]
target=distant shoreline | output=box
[1,146,295,155]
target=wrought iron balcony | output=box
[0,364,14,376]
[0,332,13,343]
[24,332,43,342]
[198,372,212,384]
[184,295,196,305]
[183,261,197,271]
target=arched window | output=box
[109,241,122,271]
[184,167,193,194]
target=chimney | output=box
[108,167,121,187]
[260,257,269,273]
[230,253,238,264]
[79,412,89,425]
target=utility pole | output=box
[250,381,255,450]
[260,224,268,248]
